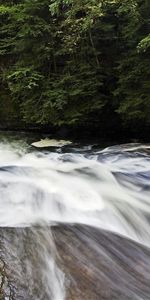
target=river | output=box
[0,132,150,299]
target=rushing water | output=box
[0,133,150,299]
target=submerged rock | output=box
[0,225,150,300]
[54,225,150,300]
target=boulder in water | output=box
[31,138,72,148]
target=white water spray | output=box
[0,138,150,299]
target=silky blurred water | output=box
[0,132,150,299]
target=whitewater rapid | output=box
[0,137,150,299]
[0,141,150,244]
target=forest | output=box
[0,0,150,138]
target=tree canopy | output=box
[0,0,149,135]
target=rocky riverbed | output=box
[1,225,150,300]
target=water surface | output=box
[0,132,150,299]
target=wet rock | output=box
[54,225,150,300]
[0,259,15,300]
[31,139,72,148]
[0,225,150,300]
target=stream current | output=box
[0,133,150,299]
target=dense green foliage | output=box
[0,0,149,133]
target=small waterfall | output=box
[0,137,150,299]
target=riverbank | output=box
[0,123,150,146]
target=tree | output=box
[115,0,150,126]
